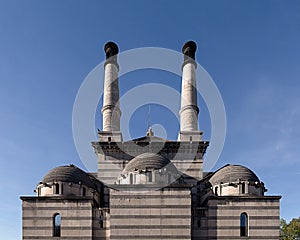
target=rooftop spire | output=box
[146,104,154,136]
[146,127,154,137]
[147,104,151,130]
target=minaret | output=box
[98,41,122,142]
[178,41,202,141]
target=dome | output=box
[42,165,95,189]
[209,164,259,185]
[123,153,178,174]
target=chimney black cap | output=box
[104,42,119,59]
[182,41,197,60]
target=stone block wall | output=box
[194,196,280,239]
[21,197,94,240]
[109,186,192,239]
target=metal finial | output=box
[146,104,154,136]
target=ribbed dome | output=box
[123,153,178,174]
[210,164,259,185]
[42,165,95,189]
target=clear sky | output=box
[1,0,300,239]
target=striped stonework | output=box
[193,196,281,239]
[93,139,208,184]
[20,40,281,240]
[109,186,192,240]
[21,196,94,240]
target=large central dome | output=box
[116,153,179,185]
[123,153,178,174]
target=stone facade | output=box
[20,41,281,240]
[21,197,95,239]
[195,196,280,239]
[110,186,191,239]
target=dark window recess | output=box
[100,212,104,228]
[148,172,152,182]
[55,183,59,194]
[240,212,248,237]
[130,173,133,184]
[197,219,201,228]
[168,173,172,183]
[53,213,61,237]
[242,182,246,194]
[215,186,219,196]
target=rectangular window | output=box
[148,172,153,182]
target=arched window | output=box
[129,173,133,184]
[215,186,219,196]
[54,183,59,194]
[241,182,246,194]
[197,219,201,228]
[148,172,153,183]
[100,219,104,228]
[240,212,248,237]
[82,187,86,197]
[168,173,172,184]
[53,213,61,237]
[99,212,104,228]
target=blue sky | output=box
[1,0,300,238]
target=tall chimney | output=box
[178,41,202,141]
[99,42,122,141]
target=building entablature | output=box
[92,138,209,160]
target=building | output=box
[20,41,281,240]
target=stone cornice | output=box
[202,195,281,205]
[20,196,94,201]
[92,140,209,159]
[108,183,193,191]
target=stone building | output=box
[20,41,281,239]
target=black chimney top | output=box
[182,41,197,60]
[104,42,119,59]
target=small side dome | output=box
[36,165,100,198]
[42,165,95,189]
[209,164,265,197]
[117,153,179,185]
[210,164,259,185]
